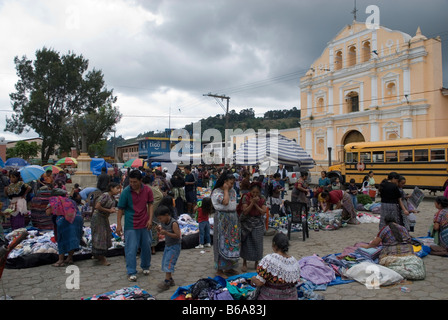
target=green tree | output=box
[5,47,120,163]
[6,141,39,161]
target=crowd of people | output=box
[1,163,448,300]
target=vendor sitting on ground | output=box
[429,196,448,257]
[250,232,301,300]
[320,189,359,225]
[360,212,426,280]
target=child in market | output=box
[347,179,358,209]
[156,205,182,291]
[194,197,213,249]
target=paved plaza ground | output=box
[1,190,447,301]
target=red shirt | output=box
[242,193,265,217]
[328,190,344,204]
[197,207,210,223]
[118,184,154,230]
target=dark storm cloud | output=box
[1,0,446,140]
[129,0,448,103]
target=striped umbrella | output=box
[123,158,144,168]
[55,157,78,166]
[43,165,63,174]
[234,133,315,169]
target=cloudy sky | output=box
[0,0,447,142]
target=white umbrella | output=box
[234,133,315,169]
[259,159,279,175]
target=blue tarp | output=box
[90,158,112,176]
[0,156,4,168]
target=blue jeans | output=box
[199,221,211,245]
[124,228,152,276]
[279,180,286,199]
[350,194,358,209]
[162,243,181,273]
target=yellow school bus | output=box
[328,137,448,191]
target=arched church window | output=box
[347,45,356,67]
[346,91,359,113]
[362,41,371,63]
[335,50,343,70]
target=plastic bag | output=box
[344,262,403,288]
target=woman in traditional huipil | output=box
[211,170,240,278]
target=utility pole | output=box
[203,93,230,130]
[203,92,231,163]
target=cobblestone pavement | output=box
[1,190,447,301]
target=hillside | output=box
[107,107,301,155]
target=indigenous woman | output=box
[379,172,408,230]
[251,233,301,300]
[240,182,266,272]
[211,170,240,278]
[46,189,84,267]
[91,182,121,266]
[4,171,31,230]
[361,211,425,280]
[429,196,448,257]
[321,189,360,225]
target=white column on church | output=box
[402,118,413,138]
[307,91,312,116]
[370,74,378,108]
[403,67,411,101]
[328,86,334,114]
[370,116,380,142]
[306,129,312,155]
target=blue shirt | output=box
[319,177,331,187]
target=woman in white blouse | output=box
[251,232,301,300]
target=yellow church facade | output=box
[299,21,448,170]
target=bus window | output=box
[372,151,384,163]
[414,149,428,162]
[346,152,357,163]
[399,150,413,162]
[430,149,445,161]
[360,152,371,163]
[386,151,398,162]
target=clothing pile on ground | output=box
[171,273,256,300]
[177,214,200,237]
[171,235,433,300]
[268,216,302,234]
[4,225,125,269]
[196,187,212,201]
[82,285,155,300]
[356,202,381,213]
[269,209,379,234]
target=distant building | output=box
[116,141,139,163]
[6,137,60,164]
[299,21,448,170]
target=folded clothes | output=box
[354,247,382,261]
[299,255,336,285]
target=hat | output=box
[163,167,168,172]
